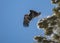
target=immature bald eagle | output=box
[23,10,41,27]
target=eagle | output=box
[23,10,41,27]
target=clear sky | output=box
[0,0,54,43]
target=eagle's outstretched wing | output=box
[23,14,30,27]
[29,10,41,19]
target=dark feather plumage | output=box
[23,10,41,27]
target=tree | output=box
[35,0,60,43]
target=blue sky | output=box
[0,0,54,43]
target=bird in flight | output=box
[23,10,41,27]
